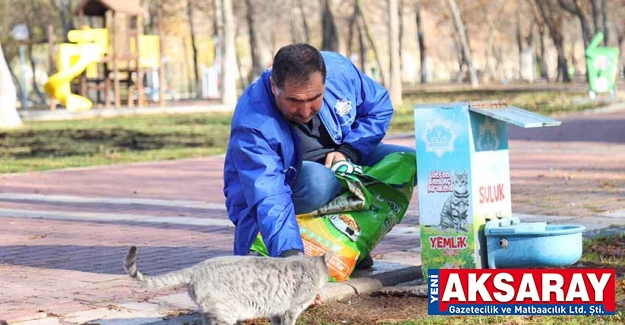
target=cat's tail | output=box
[124,246,192,288]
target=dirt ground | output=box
[240,295,428,325]
[236,236,625,325]
[295,295,428,325]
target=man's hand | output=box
[324,151,347,168]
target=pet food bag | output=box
[251,152,416,281]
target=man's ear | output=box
[269,76,276,96]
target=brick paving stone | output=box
[1,107,624,322]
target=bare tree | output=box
[343,4,366,72]
[26,0,49,104]
[245,0,264,80]
[269,1,277,52]
[49,0,75,41]
[529,0,550,81]
[398,0,404,73]
[415,1,428,84]
[186,0,201,98]
[600,0,609,46]
[355,0,386,86]
[481,0,505,83]
[534,0,571,83]
[591,0,603,42]
[0,42,22,129]
[516,3,523,81]
[347,4,358,56]
[288,7,301,43]
[221,0,238,106]
[297,0,311,43]
[321,0,339,52]
[388,0,402,105]
[447,0,478,87]
[355,6,369,73]
[557,0,593,49]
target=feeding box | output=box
[414,101,561,277]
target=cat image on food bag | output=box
[124,246,331,325]
[439,170,470,232]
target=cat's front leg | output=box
[280,312,297,325]
[281,307,307,325]
[201,313,235,325]
[270,315,282,325]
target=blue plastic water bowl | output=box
[485,217,585,269]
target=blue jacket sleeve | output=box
[229,125,303,257]
[342,64,394,157]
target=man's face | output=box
[271,72,325,124]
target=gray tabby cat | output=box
[439,170,469,232]
[124,246,330,325]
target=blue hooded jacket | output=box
[223,51,393,257]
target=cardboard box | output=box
[414,101,560,277]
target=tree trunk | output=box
[187,0,201,98]
[269,1,277,52]
[235,34,249,90]
[537,26,549,81]
[618,26,624,78]
[356,11,368,73]
[221,0,238,106]
[297,0,311,43]
[27,0,48,105]
[347,5,358,56]
[447,0,479,87]
[27,42,46,104]
[398,0,404,73]
[530,0,549,81]
[245,0,264,80]
[355,0,386,86]
[601,0,609,46]
[555,43,571,82]
[556,0,591,81]
[557,0,593,49]
[535,0,571,83]
[415,1,428,84]
[321,0,339,52]
[49,0,75,42]
[288,8,301,43]
[388,0,402,105]
[214,0,223,97]
[452,35,467,83]
[0,42,22,129]
[483,2,502,83]
[591,0,603,41]
[516,5,523,81]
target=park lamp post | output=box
[11,24,29,111]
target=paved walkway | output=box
[2,103,625,324]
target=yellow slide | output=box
[44,43,102,112]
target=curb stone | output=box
[371,284,429,298]
[583,225,625,239]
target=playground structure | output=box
[44,0,165,111]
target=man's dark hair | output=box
[271,44,326,89]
